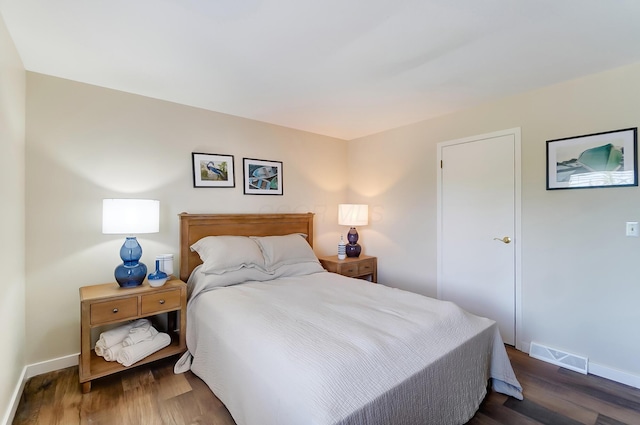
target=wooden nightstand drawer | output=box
[357,259,375,275]
[340,263,360,277]
[141,289,181,314]
[90,298,138,325]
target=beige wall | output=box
[0,12,26,422]
[350,62,640,382]
[25,73,348,364]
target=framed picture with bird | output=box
[192,152,236,188]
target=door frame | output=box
[436,127,523,350]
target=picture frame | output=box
[243,158,283,195]
[546,127,638,190]
[192,152,235,188]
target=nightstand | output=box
[78,278,187,393]
[318,255,377,283]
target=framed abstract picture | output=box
[192,152,235,188]
[243,158,283,195]
[546,128,637,190]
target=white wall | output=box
[25,73,348,364]
[349,62,640,384]
[0,12,26,424]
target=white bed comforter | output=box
[178,269,522,425]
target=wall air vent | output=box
[529,342,588,374]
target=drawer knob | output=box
[159,299,165,305]
[112,308,119,313]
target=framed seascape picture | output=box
[192,152,235,188]
[243,158,283,195]
[546,127,638,190]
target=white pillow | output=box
[190,235,267,275]
[251,234,319,270]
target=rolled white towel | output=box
[128,320,152,334]
[103,342,124,362]
[116,332,171,367]
[100,318,151,347]
[94,319,151,356]
[95,342,106,357]
[122,326,159,347]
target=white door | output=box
[437,129,521,346]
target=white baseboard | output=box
[24,353,79,380]
[590,362,640,389]
[1,366,26,425]
[2,353,79,425]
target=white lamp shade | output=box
[102,199,160,234]
[338,204,368,226]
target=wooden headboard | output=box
[179,213,315,281]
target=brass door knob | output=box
[493,236,511,244]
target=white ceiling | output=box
[2,0,640,140]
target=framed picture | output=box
[192,152,235,188]
[546,127,638,190]
[243,158,283,195]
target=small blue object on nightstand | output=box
[148,259,168,287]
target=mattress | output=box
[177,268,522,425]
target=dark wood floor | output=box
[12,346,640,425]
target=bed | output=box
[175,212,523,425]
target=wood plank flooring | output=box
[12,347,640,425]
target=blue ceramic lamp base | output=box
[115,236,147,288]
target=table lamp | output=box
[102,199,160,287]
[338,204,368,257]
